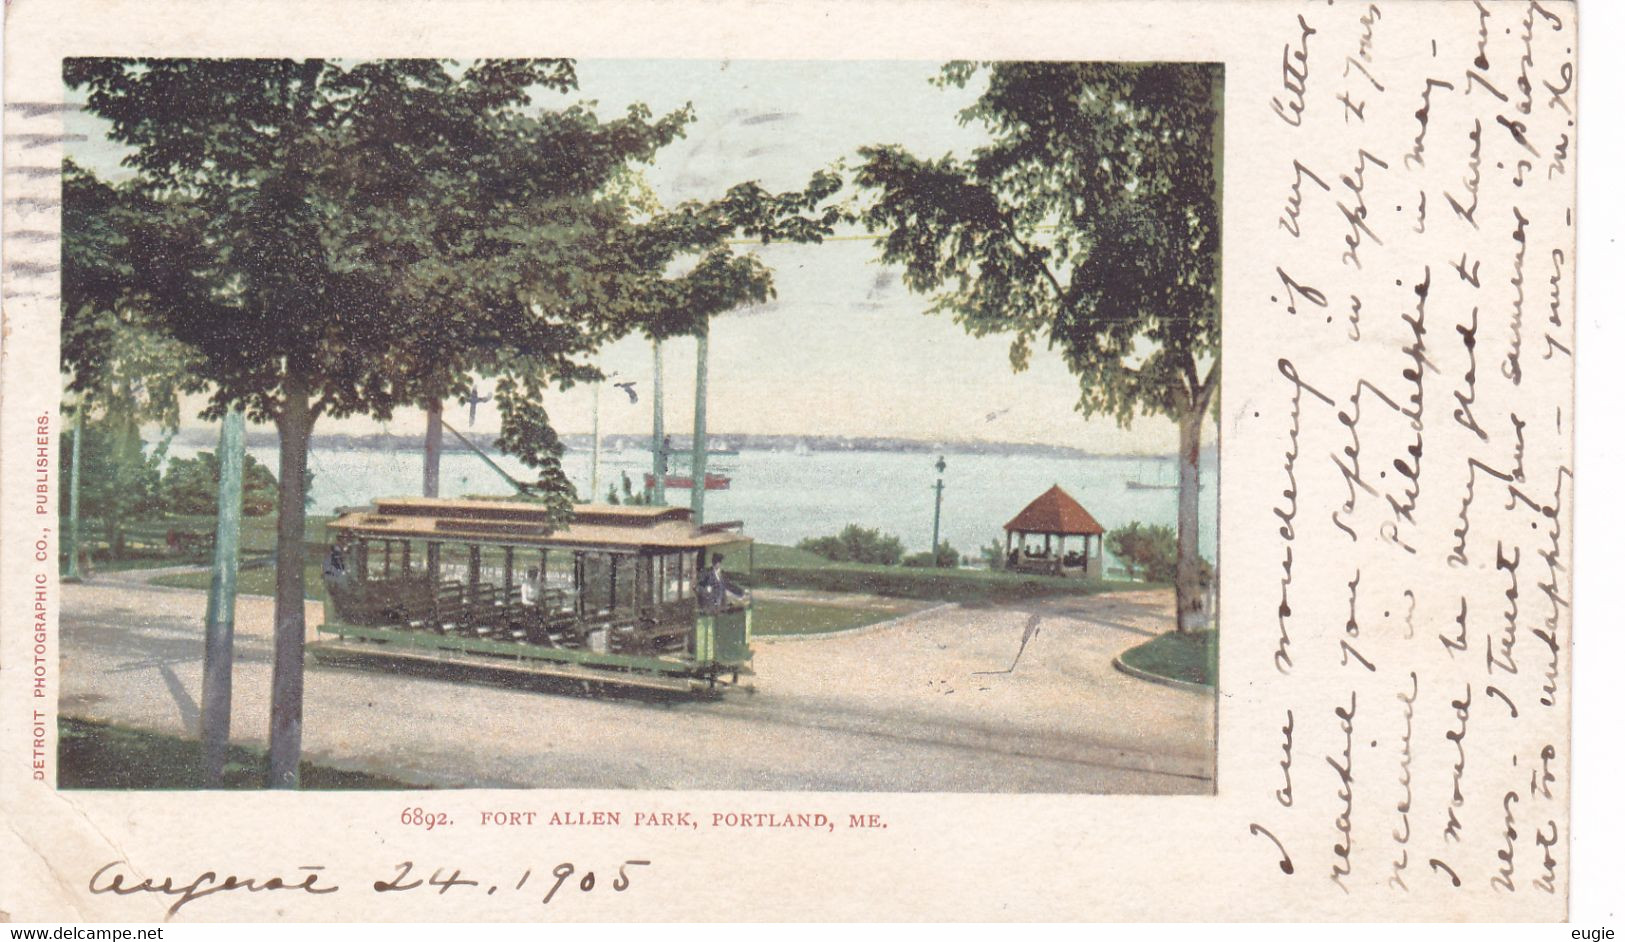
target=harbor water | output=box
[175,441,1219,572]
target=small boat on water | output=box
[645,472,732,491]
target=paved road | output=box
[59,579,1214,793]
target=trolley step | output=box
[307,639,731,695]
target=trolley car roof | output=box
[328,498,750,552]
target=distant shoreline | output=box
[166,427,1214,462]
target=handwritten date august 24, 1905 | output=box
[89,858,652,918]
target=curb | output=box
[1111,654,1213,693]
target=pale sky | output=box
[67,59,1202,454]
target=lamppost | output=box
[930,454,946,566]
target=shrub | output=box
[1105,521,1177,581]
[796,524,906,566]
[160,450,308,516]
[903,540,961,569]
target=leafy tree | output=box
[856,62,1221,631]
[797,524,906,566]
[903,540,960,569]
[61,161,199,566]
[160,450,304,517]
[67,57,842,785]
[58,418,166,556]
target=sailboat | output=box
[1124,456,1178,490]
[1124,454,1209,490]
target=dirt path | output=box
[58,582,1213,793]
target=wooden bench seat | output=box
[610,602,696,654]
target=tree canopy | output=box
[855,61,1220,426]
[61,160,196,429]
[65,56,846,783]
[67,58,844,516]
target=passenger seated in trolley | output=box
[520,566,543,606]
[696,552,745,612]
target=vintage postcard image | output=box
[1,0,1578,922]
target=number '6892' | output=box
[400,807,450,830]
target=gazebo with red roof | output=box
[1003,484,1106,579]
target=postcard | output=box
[1,0,1579,922]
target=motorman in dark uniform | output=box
[696,552,745,612]
[322,532,354,589]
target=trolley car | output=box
[310,498,755,694]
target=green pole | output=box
[200,407,245,786]
[589,381,601,502]
[652,340,666,506]
[423,398,442,498]
[690,326,709,525]
[63,401,84,582]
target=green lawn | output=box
[69,514,335,573]
[743,550,1148,605]
[752,598,906,636]
[1117,629,1217,687]
[152,560,329,599]
[57,716,411,790]
[749,542,838,568]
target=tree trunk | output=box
[267,375,314,788]
[1174,402,1206,633]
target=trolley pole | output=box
[930,455,946,566]
[63,399,84,582]
[423,398,443,498]
[652,339,666,506]
[690,326,709,525]
[200,407,245,786]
